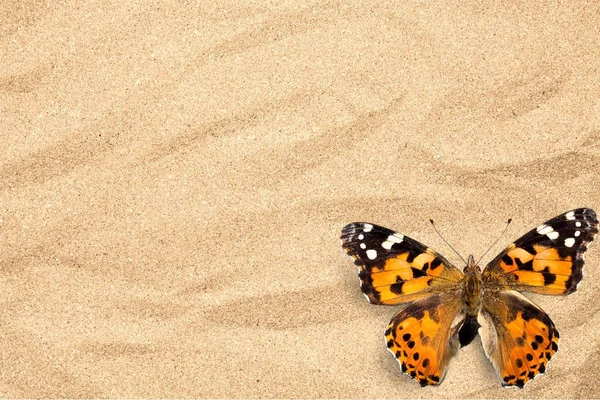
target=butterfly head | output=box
[464,254,481,274]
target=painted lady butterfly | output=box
[341,209,598,388]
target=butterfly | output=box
[340,209,598,388]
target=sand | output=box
[1,1,600,398]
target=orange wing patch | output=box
[479,290,560,388]
[491,244,574,294]
[385,293,465,386]
[341,222,463,305]
[363,250,460,304]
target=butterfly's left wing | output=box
[385,292,466,386]
[341,222,464,305]
[482,208,598,294]
[478,290,560,388]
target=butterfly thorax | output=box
[462,254,483,316]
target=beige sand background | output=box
[1,1,600,398]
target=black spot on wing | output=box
[430,258,442,270]
[412,267,427,278]
[534,335,544,344]
[516,337,525,346]
[531,341,538,351]
[405,251,417,263]
[521,243,536,256]
[390,280,404,294]
[502,254,513,265]
[541,267,557,286]
[515,358,523,368]
[515,258,533,271]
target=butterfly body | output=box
[341,209,598,388]
[462,255,483,318]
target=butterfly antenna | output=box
[429,219,468,264]
[476,218,512,265]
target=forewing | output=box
[341,222,463,305]
[478,290,560,388]
[482,208,598,294]
[385,293,466,386]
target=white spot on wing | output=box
[382,233,404,250]
[566,211,575,220]
[390,233,404,242]
[358,234,364,240]
[363,224,373,233]
[547,231,559,240]
[564,238,575,247]
[576,221,582,227]
[537,225,553,235]
[366,249,377,259]
[575,230,581,237]
[360,243,366,249]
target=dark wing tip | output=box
[340,222,381,238]
[565,208,599,293]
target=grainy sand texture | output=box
[2,1,600,398]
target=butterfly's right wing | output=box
[341,223,463,305]
[478,290,560,388]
